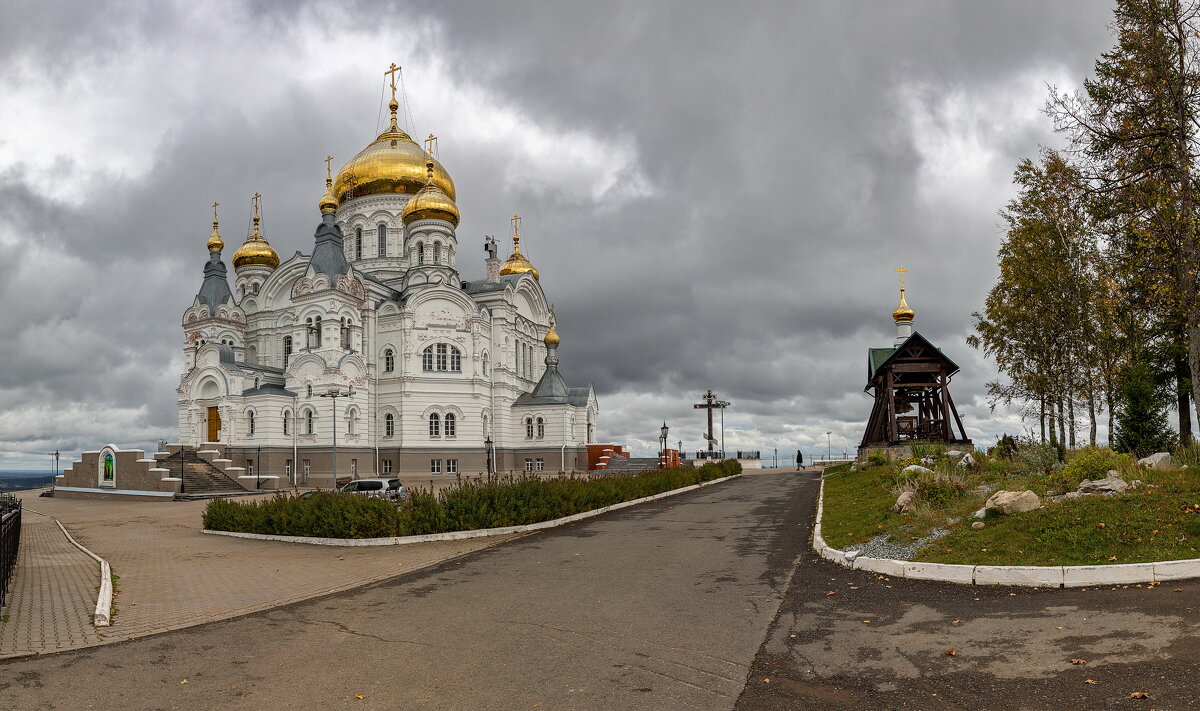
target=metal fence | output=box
[1,494,21,611]
[691,450,761,461]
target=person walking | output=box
[796,449,803,470]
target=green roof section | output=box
[868,347,896,377]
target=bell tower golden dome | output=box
[232,193,281,269]
[206,201,223,253]
[330,64,456,206]
[892,265,914,323]
[499,214,539,280]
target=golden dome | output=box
[331,101,455,205]
[499,214,539,280]
[892,288,914,322]
[402,160,460,225]
[544,325,560,346]
[319,181,338,214]
[232,210,280,269]
[207,202,223,252]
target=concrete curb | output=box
[28,509,114,626]
[811,476,1199,587]
[203,473,742,547]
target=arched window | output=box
[306,384,313,398]
[384,413,394,437]
[436,343,448,370]
[306,317,315,348]
[283,336,292,366]
[417,242,425,265]
[384,349,395,372]
[429,413,440,437]
[355,227,363,260]
[340,317,350,349]
[525,417,534,439]
[253,377,260,389]
[347,410,355,435]
[433,243,441,264]
[516,345,522,375]
[445,413,456,437]
[450,347,461,372]
[422,346,434,371]
[377,224,386,257]
[306,409,314,434]
[283,412,290,436]
[483,414,489,437]
[482,353,489,376]
[248,411,255,435]
[536,417,544,439]
[315,316,323,345]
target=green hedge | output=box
[202,460,741,538]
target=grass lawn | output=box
[820,451,1200,566]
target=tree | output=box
[1112,360,1175,456]
[1049,0,1200,445]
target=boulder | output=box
[1078,476,1129,495]
[946,450,968,460]
[971,507,987,519]
[1062,491,1083,499]
[900,464,934,477]
[971,521,985,530]
[955,453,976,469]
[892,491,919,513]
[1138,452,1172,470]
[984,490,1042,515]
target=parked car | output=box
[339,478,408,501]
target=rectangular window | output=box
[350,459,357,477]
[524,458,534,472]
[436,343,448,371]
[431,459,442,474]
[447,459,458,474]
[303,459,311,482]
[378,224,387,257]
[246,460,254,476]
[382,460,392,474]
[535,458,544,472]
[283,336,292,367]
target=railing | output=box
[1,494,21,611]
[691,450,761,461]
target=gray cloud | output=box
[0,0,1117,467]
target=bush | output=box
[866,453,888,467]
[1061,446,1132,483]
[203,460,741,538]
[992,434,1018,460]
[909,441,947,460]
[1012,440,1063,476]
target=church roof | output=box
[462,274,522,295]
[196,254,235,308]
[241,383,296,397]
[308,215,352,278]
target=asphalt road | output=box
[0,471,814,711]
[5,469,1198,710]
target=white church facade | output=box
[176,80,597,484]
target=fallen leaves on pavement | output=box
[1070,659,1087,665]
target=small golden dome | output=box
[544,325,560,346]
[499,215,539,280]
[207,202,223,252]
[331,115,455,205]
[892,288,914,322]
[232,212,280,269]
[319,181,338,214]
[402,162,460,225]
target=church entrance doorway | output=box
[207,406,221,441]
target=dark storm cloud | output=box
[0,0,1117,465]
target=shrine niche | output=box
[860,269,971,456]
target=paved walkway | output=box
[0,510,105,656]
[0,490,518,658]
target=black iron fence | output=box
[1,494,21,610]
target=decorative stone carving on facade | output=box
[335,274,366,301]
[291,277,314,298]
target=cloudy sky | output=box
[0,0,1120,469]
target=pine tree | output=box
[1112,361,1175,456]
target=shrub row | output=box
[202,460,741,538]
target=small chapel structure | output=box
[858,270,971,459]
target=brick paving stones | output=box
[1,490,517,658]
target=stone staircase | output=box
[600,457,660,475]
[159,448,251,500]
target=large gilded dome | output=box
[331,103,456,205]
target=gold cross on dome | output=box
[212,201,219,220]
[324,155,334,181]
[896,265,908,288]
[385,63,401,101]
[425,133,437,157]
[512,214,522,235]
[252,192,261,217]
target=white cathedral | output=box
[177,79,598,483]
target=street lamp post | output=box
[659,422,669,469]
[320,387,350,490]
[826,431,832,461]
[485,435,493,479]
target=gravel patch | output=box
[842,527,950,561]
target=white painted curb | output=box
[28,510,113,626]
[203,474,741,547]
[811,475,1200,588]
